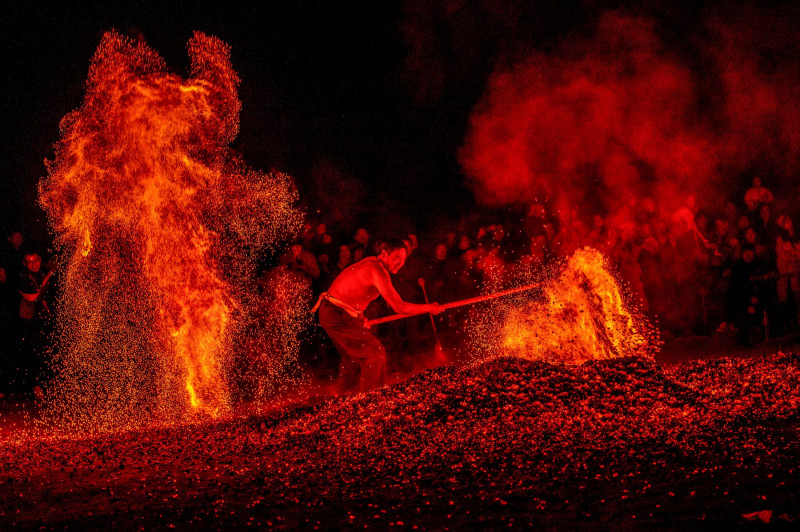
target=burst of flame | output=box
[80,229,91,257]
[499,248,658,364]
[39,31,300,431]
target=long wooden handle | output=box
[366,280,542,327]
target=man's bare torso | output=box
[328,257,385,312]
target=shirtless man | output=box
[315,238,442,394]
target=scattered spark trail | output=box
[234,267,312,404]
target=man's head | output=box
[338,244,351,263]
[745,227,758,245]
[752,176,762,188]
[23,253,41,273]
[434,242,448,261]
[355,228,369,246]
[8,232,23,250]
[378,238,408,274]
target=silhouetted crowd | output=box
[2,176,799,395]
[270,175,799,359]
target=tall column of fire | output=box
[39,32,300,431]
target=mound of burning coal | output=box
[2,353,799,527]
[265,353,800,485]
[11,353,800,478]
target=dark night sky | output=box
[1,0,797,250]
[1,1,466,247]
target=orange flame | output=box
[80,229,91,257]
[499,248,658,364]
[39,32,300,431]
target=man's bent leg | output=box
[319,301,387,394]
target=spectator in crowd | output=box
[456,234,472,256]
[737,214,753,240]
[775,215,800,333]
[308,223,333,256]
[712,217,738,258]
[729,245,776,346]
[277,243,320,287]
[744,176,775,211]
[14,251,55,393]
[334,244,352,274]
[755,204,778,251]
[351,227,370,262]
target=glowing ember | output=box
[2,352,799,527]
[39,31,300,431]
[481,248,658,365]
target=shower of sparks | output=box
[234,267,313,404]
[467,248,658,365]
[38,31,301,433]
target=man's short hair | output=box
[382,238,407,253]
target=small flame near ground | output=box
[38,31,301,433]
[469,248,659,365]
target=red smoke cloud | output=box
[706,7,800,183]
[461,8,800,226]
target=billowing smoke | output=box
[705,7,800,185]
[460,7,800,230]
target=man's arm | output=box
[371,264,441,315]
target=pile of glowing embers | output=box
[2,351,800,528]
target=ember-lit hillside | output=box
[2,352,798,528]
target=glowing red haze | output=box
[461,10,800,236]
